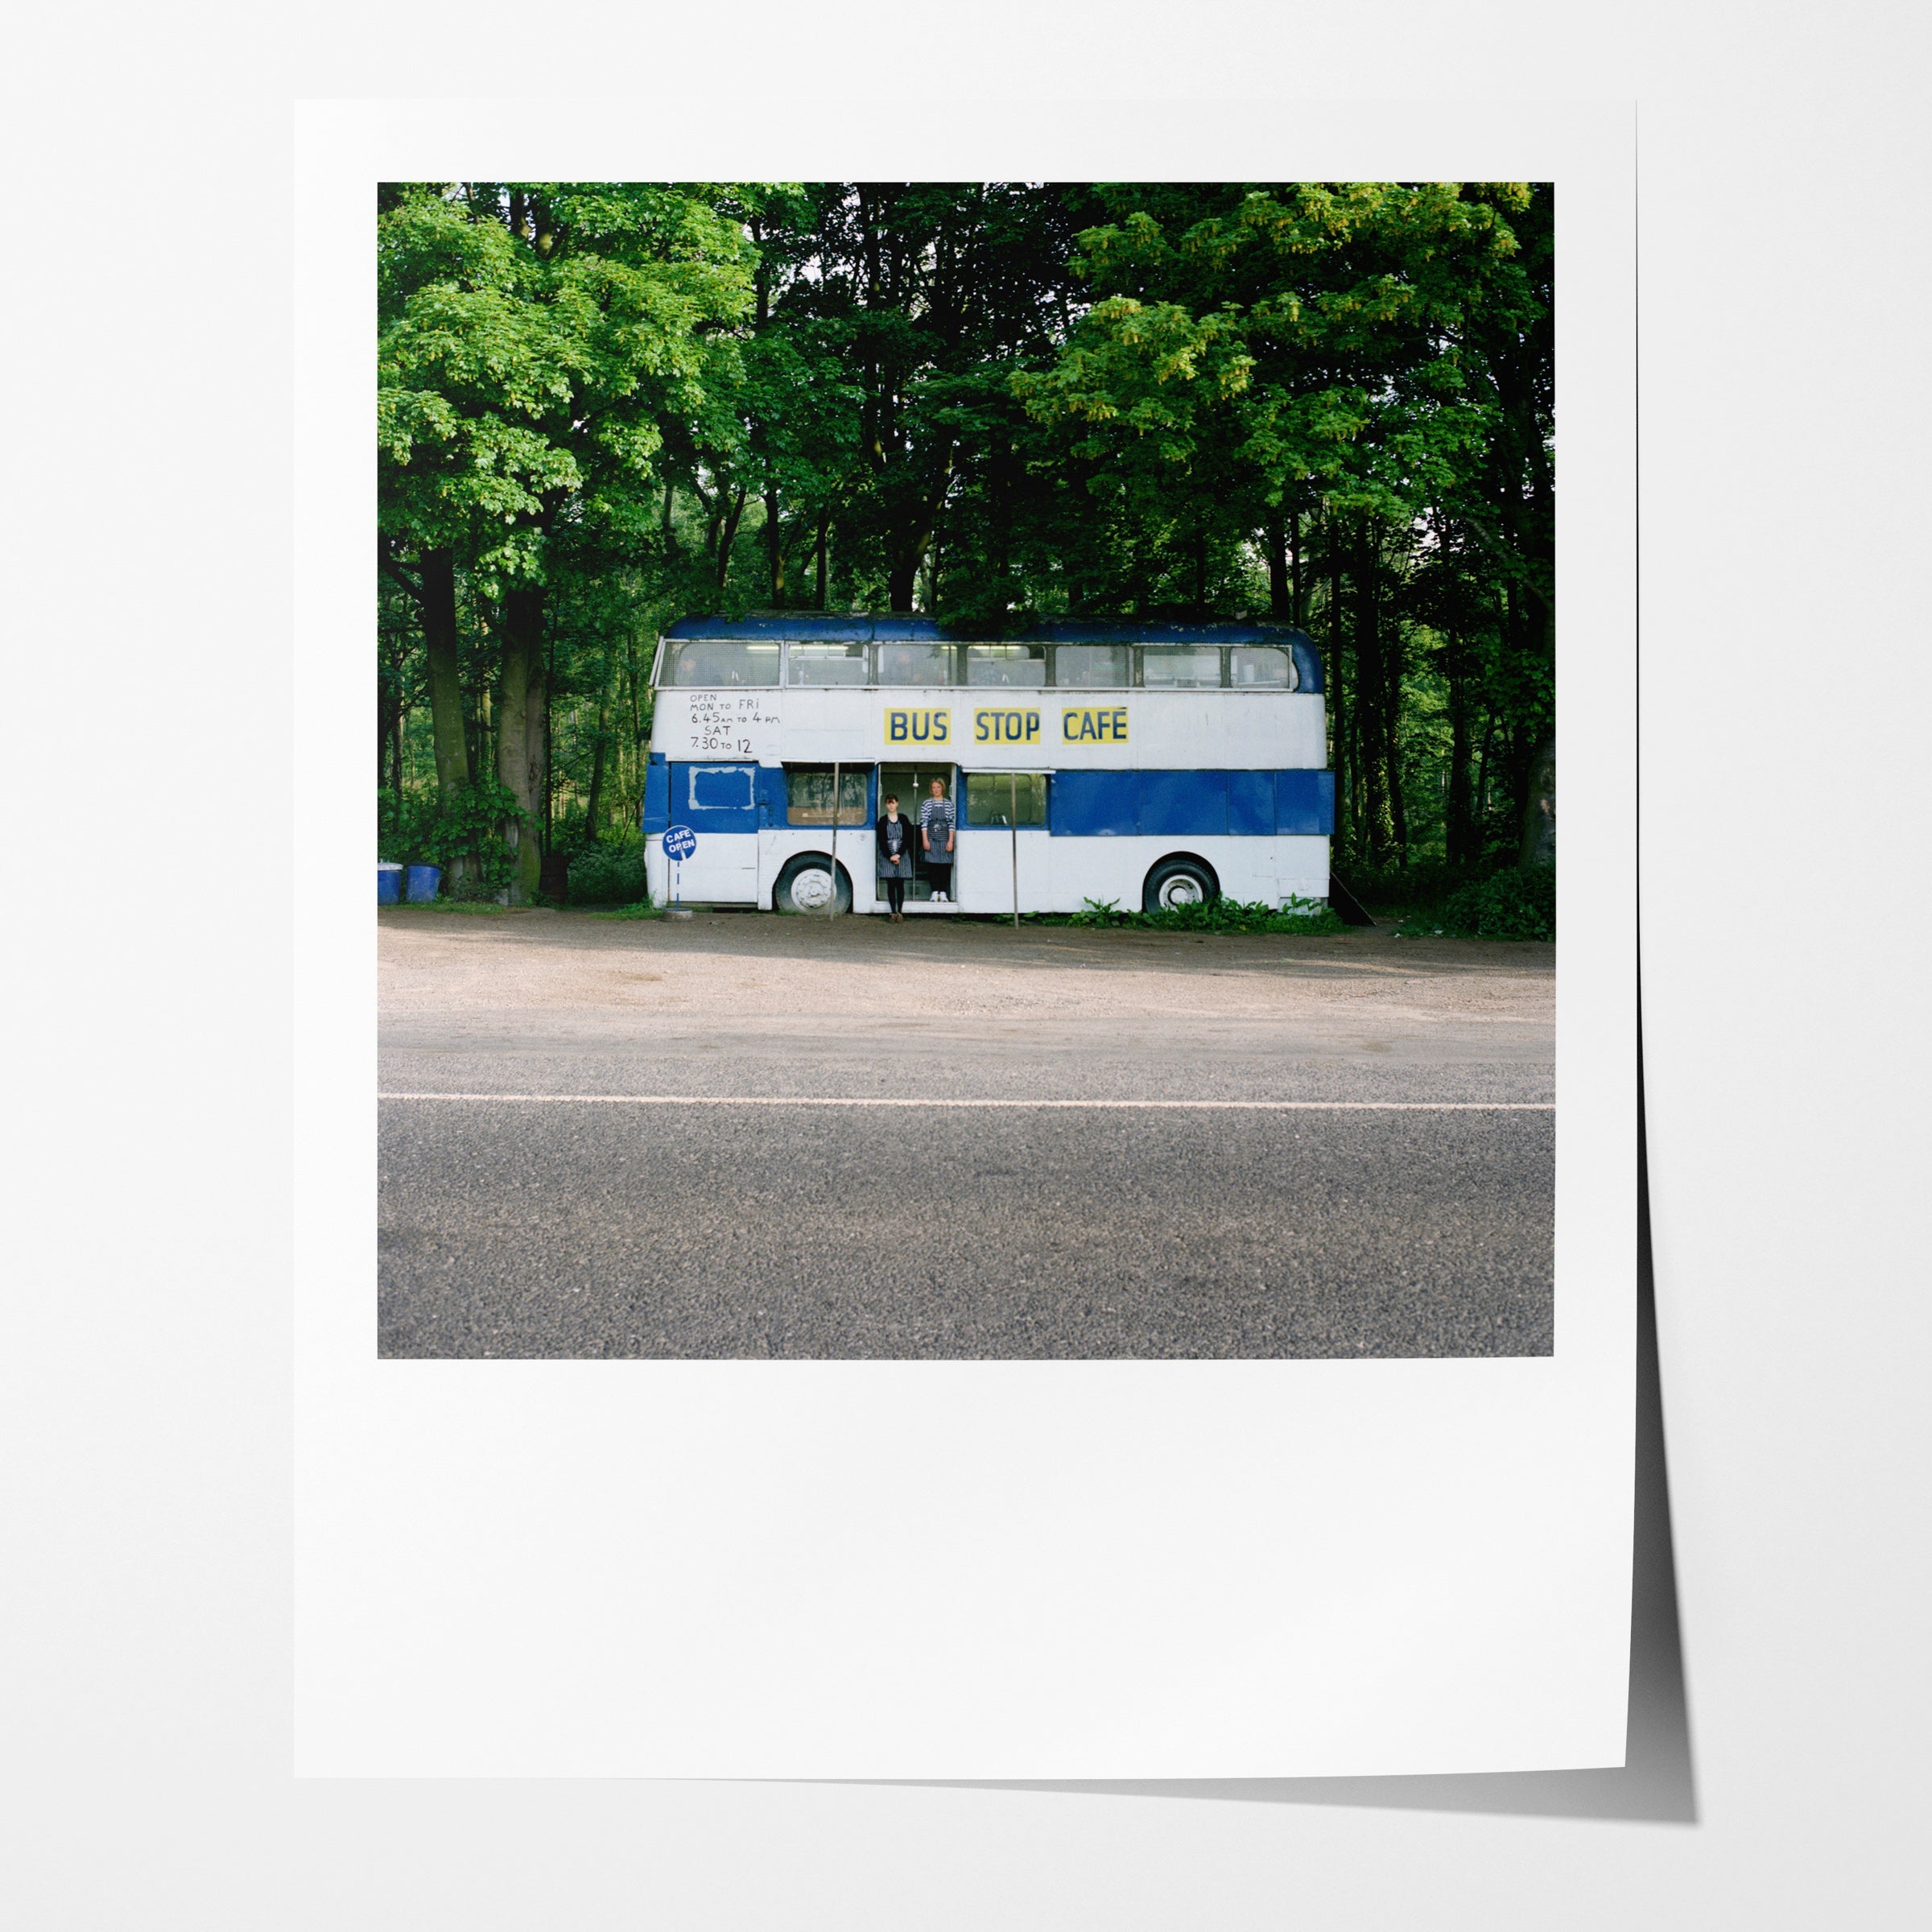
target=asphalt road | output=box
[378,907,1554,1359]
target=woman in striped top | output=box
[919,778,956,903]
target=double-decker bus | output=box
[642,615,1334,917]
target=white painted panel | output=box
[658,686,1331,773]
[654,688,784,761]
[666,831,757,906]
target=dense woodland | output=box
[378,181,1554,902]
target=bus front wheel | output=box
[774,853,853,915]
[1143,857,1218,913]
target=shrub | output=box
[378,781,530,900]
[1062,894,1348,935]
[568,843,650,906]
[1436,864,1555,940]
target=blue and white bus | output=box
[642,616,1334,917]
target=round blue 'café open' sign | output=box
[663,824,698,861]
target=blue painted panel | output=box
[1227,770,1276,836]
[1275,769,1336,835]
[1139,770,1228,837]
[671,762,761,832]
[691,764,755,811]
[755,765,786,828]
[642,753,669,834]
[1290,638,1323,694]
[667,615,873,643]
[1051,770,1141,836]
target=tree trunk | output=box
[1446,645,1475,865]
[716,484,748,592]
[1265,512,1290,618]
[1520,729,1555,868]
[584,692,609,843]
[765,485,783,605]
[497,585,547,902]
[1354,523,1396,865]
[421,546,470,798]
[1326,510,1349,855]
[1290,501,1302,627]
[1476,709,1496,839]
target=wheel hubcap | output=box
[1160,876,1204,907]
[791,867,834,909]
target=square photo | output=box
[374,180,1555,1361]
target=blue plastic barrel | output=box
[378,863,402,906]
[405,865,442,904]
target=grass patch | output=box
[386,898,523,915]
[1032,894,1349,936]
[585,901,665,921]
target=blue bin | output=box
[378,863,402,906]
[406,864,443,904]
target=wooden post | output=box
[1010,772,1019,929]
[828,760,840,921]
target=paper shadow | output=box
[865,1043,1696,1824]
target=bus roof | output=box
[662,613,1318,647]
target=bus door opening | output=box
[877,763,958,911]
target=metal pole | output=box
[1010,771,1019,929]
[828,760,839,922]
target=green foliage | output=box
[567,843,649,905]
[585,902,665,921]
[374,182,1554,888]
[378,778,530,898]
[378,183,759,576]
[1435,864,1555,940]
[1059,894,1348,935]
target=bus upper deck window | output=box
[877,642,956,686]
[786,641,869,686]
[664,639,782,687]
[1140,645,1224,689]
[966,643,1046,687]
[1230,646,1294,689]
[1053,643,1131,688]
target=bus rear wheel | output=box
[1143,857,1218,913]
[774,853,852,915]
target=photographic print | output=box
[300,105,1632,1778]
[374,180,1557,1362]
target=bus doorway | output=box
[878,764,959,913]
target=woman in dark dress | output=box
[877,792,913,921]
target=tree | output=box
[378,181,757,894]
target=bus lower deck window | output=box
[664,639,782,686]
[965,772,1047,826]
[784,765,869,824]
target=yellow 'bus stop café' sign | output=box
[881,705,1131,752]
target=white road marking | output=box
[378,1092,1553,1112]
